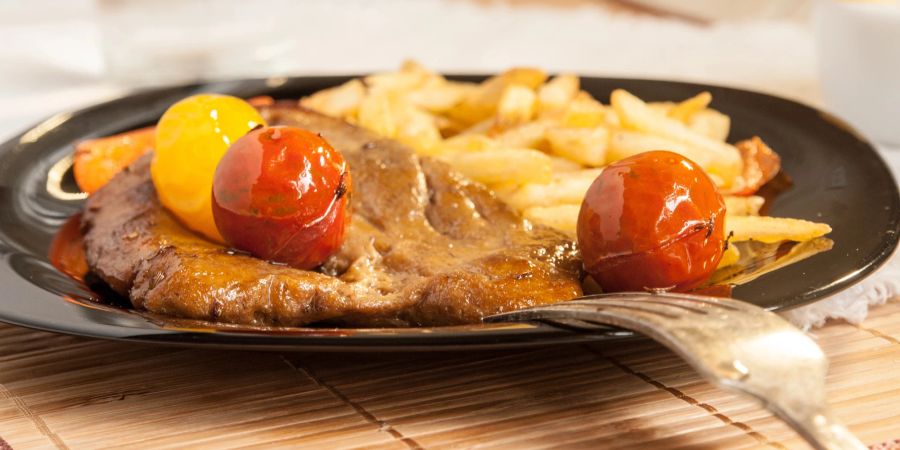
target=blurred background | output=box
[1,0,898,152]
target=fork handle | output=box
[787,411,866,450]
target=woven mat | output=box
[1,301,899,449]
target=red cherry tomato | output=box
[577,151,726,292]
[212,126,351,269]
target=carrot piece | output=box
[247,95,275,107]
[73,127,155,194]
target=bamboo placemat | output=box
[1,300,898,449]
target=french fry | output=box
[611,89,742,186]
[439,148,552,185]
[458,117,495,136]
[707,173,726,187]
[545,126,608,167]
[550,156,584,172]
[364,62,434,93]
[560,92,607,128]
[498,169,602,210]
[399,59,432,74]
[647,93,712,122]
[494,68,548,88]
[496,85,537,128]
[688,109,731,141]
[356,93,442,154]
[299,79,366,118]
[395,106,442,154]
[607,130,698,165]
[448,68,547,125]
[433,114,467,136]
[717,244,741,269]
[537,74,579,117]
[436,134,496,153]
[668,92,712,121]
[647,102,674,116]
[522,204,580,236]
[604,111,621,128]
[493,120,552,148]
[726,216,832,243]
[356,92,397,137]
[710,238,834,287]
[724,195,765,216]
[406,80,470,113]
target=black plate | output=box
[0,76,897,351]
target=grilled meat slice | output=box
[82,105,582,327]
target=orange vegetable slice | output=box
[73,127,155,194]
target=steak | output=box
[81,105,583,327]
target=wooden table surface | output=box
[0,300,898,449]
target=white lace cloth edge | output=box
[782,250,900,329]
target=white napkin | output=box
[783,253,900,329]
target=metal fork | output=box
[485,292,865,450]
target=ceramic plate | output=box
[0,76,897,350]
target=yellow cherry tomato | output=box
[152,94,265,242]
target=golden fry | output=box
[611,89,742,186]
[717,244,741,269]
[496,85,537,128]
[668,91,712,121]
[607,130,702,166]
[537,74,580,117]
[724,195,765,216]
[726,216,832,243]
[407,80,471,113]
[550,156,584,172]
[395,106,442,154]
[688,109,731,141]
[560,92,607,128]
[299,79,366,118]
[356,92,397,137]
[498,169,602,210]
[493,120,552,149]
[436,134,496,153]
[439,148,552,185]
[448,68,547,125]
[545,126,608,167]
[522,204,580,236]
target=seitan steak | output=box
[81,104,583,327]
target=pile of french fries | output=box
[301,61,831,269]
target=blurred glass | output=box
[814,0,900,145]
[97,0,299,85]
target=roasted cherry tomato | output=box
[212,126,351,269]
[577,151,726,292]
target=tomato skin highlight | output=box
[212,126,351,269]
[577,151,725,292]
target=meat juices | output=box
[82,105,583,327]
